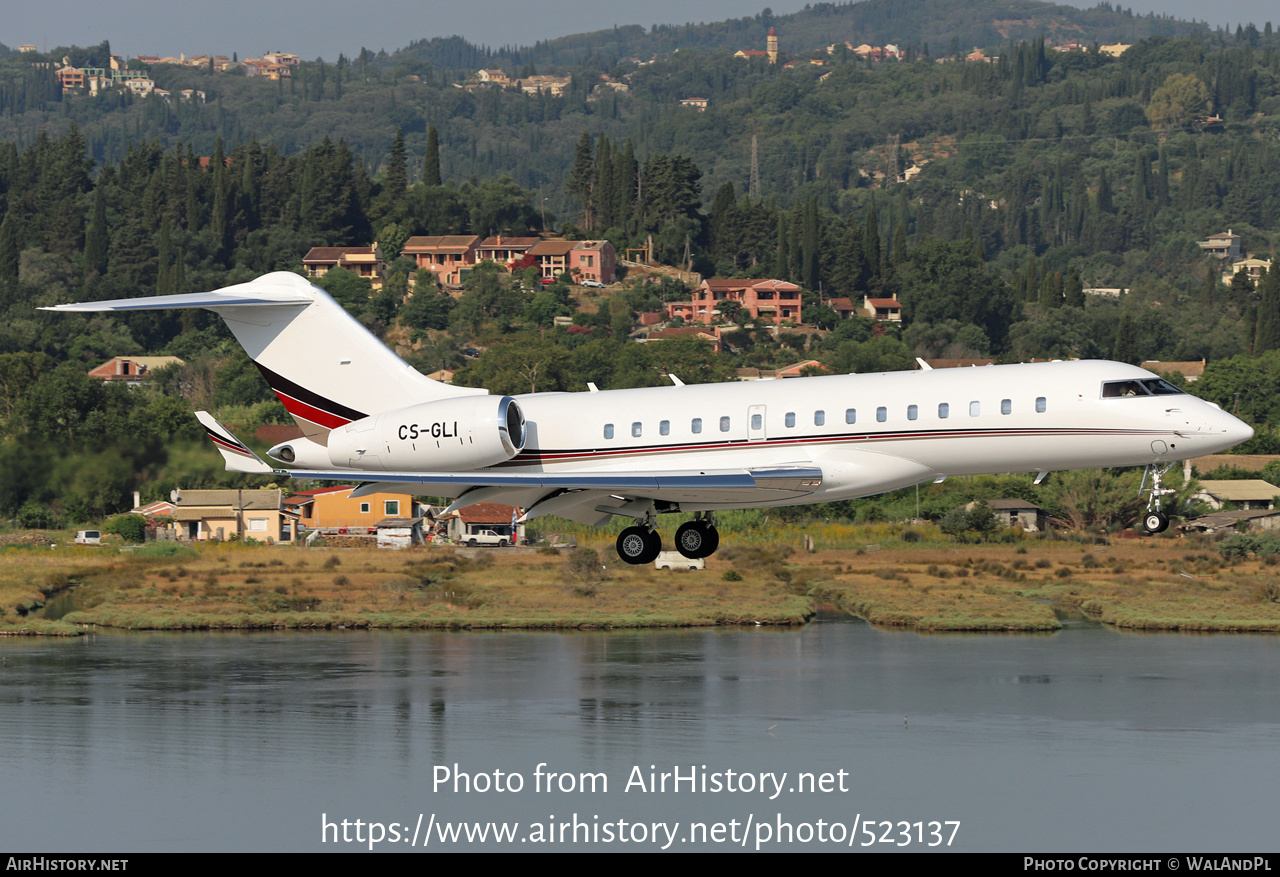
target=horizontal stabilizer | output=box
[195,411,274,474]
[39,288,311,313]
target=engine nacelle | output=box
[326,395,525,471]
[267,436,334,468]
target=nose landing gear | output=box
[1140,463,1176,533]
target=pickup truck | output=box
[464,529,512,548]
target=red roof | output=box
[454,502,520,524]
[866,298,901,308]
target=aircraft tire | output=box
[1143,512,1169,534]
[617,527,661,564]
[676,521,720,558]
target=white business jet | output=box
[45,272,1253,562]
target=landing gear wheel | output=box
[617,526,662,564]
[675,521,719,558]
[1143,512,1169,534]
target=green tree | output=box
[1146,73,1208,128]
[423,125,442,186]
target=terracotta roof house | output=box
[863,295,902,322]
[402,235,481,286]
[88,356,184,385]
[476,236,540,269]
[302,245,386,288]
[569,240,616,284]
[668,278,802,325]
[1197,230,1243,261]
[438,501,525,543]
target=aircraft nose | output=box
[1224,415,1255,447]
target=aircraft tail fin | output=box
[43,272,485,440]
[195,411,275,474]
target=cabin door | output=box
[747,405,767,442]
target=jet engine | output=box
[325,395,525,471]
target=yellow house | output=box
[166,489,299,542]
[286,486,424,531]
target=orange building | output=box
[286,486,425,531]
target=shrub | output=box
[104,515,147,543]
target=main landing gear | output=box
[615,511,720,564]
[1140,463,1176,534]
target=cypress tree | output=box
[1112,313,1138,364]
[83,185,108,278]
[423,125,442,186]
[1253,270,1280,354]
[0,210,17,285]
[386,129,406,200]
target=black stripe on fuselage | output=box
[253,361,367,424]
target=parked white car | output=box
[465,529,512,547]
[75,530,102,545]
[654,551,704,570]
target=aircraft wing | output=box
[281,466,823,499]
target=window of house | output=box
[360,502,371,514]
[631,422,642,438]
[691,418,702,434]
[876,407,887,422]
[385,500,400,516]
[604,423,615,439]
[660,420,670,436]
[785,412,796,428]
[845,409,856,424]
[907,404,918,420]
[1001,399,1012,415]
[248,518,267,531]
[1036,397,1047,413]
[814,410,825,426]
[970,401,981,416]
[719,416,731,432]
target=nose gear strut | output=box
[1139,463,1177,533]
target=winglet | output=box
[195,411,275,474]
[915,358,932,371]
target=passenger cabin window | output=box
[1001,399,1011,415]
[845,409,856,424]
[876,407,887,423]
[660,420,670,436]
[604,423,615,439]
[751,413,763,430]
[814,410,825,426]
[719,416,731,432]
[631,422,642,438]
[938,403,949,419]
[1036,397,1047,413]
[785,412,796,428]
[969,401,981,416]
[907,405,918,421]
[691,418,702,434]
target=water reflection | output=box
[1,617,1276,851]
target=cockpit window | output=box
[1102,379,1186,398]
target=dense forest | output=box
[3,0,1280,527]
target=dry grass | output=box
[4,530,1280,635]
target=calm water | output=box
[1,615,1277,852]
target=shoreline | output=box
[2,533,1279,637]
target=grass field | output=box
[2,525,1278,635]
